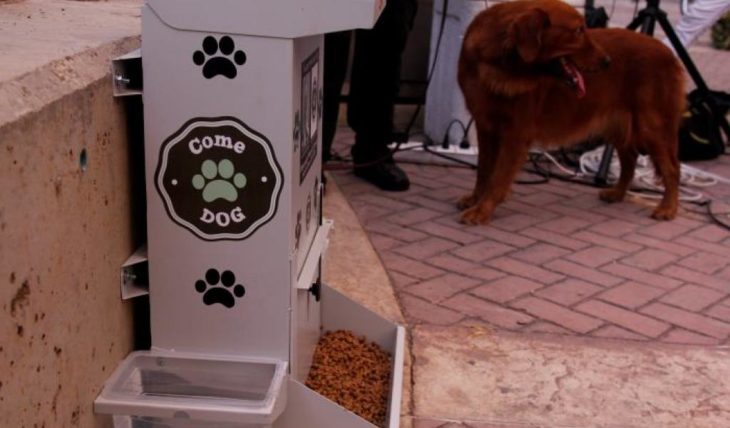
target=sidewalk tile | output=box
[641,303,730,339]
[512,297,603,334]
[661,265,729,292]
[592,325,647,341]
[400,293,464,325]
[536,216,592,234]
[576,300,671,338]
[587,219,641,237]
[510,242,572,264]
[566,246,626,268]
[597,282,666,309]
[393,237,460,260]
[452,241,516,262]
[382,254,446,280]
[518,227,591,250]
[412,221,483,244]
[660,328,718,345]
[488,257,566,284]
[471,276,544,304]
[572,230,644,253]
[406,273,481,304]
[620,248,679,271]
[545,259,623,287]
[677,252,730,275]
[534,279,603,306]
[660,284,726,312]
[623,234,695,256]
[442,294,534,329]
[603,263,683,290]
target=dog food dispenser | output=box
[94,0,405,427]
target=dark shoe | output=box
[354,161,410,191]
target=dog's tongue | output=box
[561,58,586,98]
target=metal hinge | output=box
[111,49,142,97]
[120,245,149,299]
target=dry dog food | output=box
[306,330,392,427]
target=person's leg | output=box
[322,31,352,163]
[664,0,730,50]
[347,0,417,191]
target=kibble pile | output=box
[305,330,392,427]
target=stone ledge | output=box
[0,0,142,127]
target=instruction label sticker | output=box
[156,117,283,240]
[300,49,320,184]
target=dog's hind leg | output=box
[598,146,638,203]
[458,127,500,210]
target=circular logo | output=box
[155,117,283,240]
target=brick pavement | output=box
[330,151,730,346]
[362,2,730,426]
[328,0,730,348]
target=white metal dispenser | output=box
[95,0,405,426]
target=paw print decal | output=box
[156,117,283,241]
[299,50,319,183]
[193,36,246,79]
[192,159,247,203]
[196,268,245,308]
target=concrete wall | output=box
[0,1,144,426]
[0,62,142,428]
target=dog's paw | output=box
[651,205,677,221]
[457,194,477,210]
[599,188,625,203]
[460,204,494,225]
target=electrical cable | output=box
[401,0,455,140]
[608,0,618,19]
[325,0,458,171]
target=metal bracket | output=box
[111,49,143,97]
[296,219,333,293]
[120,245,149,299]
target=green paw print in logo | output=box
[192,159,247,203]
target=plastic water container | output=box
[95,351,288,428]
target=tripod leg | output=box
[596,10,658,186]
[627,14,645,31]
[594,144,613,186]
[658,14,730,142]
[599,146,638,203]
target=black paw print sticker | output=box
[195,268,245,308]
[193,36,247,79]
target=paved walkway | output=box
[330,0,730,349]
[332,153,730,346]
[327,2,730,426]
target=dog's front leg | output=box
[458,127,500,210]
[461,137,529,225]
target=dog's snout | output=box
[601,55,612,68]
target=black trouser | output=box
[322,0,417,163]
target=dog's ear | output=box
[508,8,551,63]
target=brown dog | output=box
[457,0,685,224]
